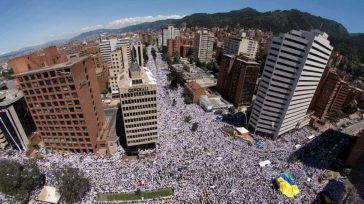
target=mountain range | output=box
[1,8,363,63]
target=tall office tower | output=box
[0,90,36,151]
[118,63,158,147]
[99,37,131,64]
[248,30,333,139]
[132,41,144,67]
[162,25,180,47]
[217,54,259,107]
[193,31,215,63]
[223,33,259,59]
[9,47,111,153]
[110,46,132,95]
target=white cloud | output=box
[50,14,184,39]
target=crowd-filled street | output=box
[0,46,353,203]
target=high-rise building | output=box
[162,26,180,47]
[9,47,112,153]
[248,30,333,139]
[193,31,215,63]
[223,33,259,59]
[132,41,144,67]
[310,68,360,117]
[217,54,259,107]
[110,46,132,95]
[99,38,130,64]
[166,37,182,56]
[118,63,158,147]
[0,90,36,151]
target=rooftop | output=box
[15,56,88,77]
[118,66,156,90]
[129,63,141,73]
[172,63,217,88]
[0,89,23,107]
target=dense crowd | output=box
[0,46,355,203]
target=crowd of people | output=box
[0,46,353,203]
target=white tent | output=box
[38,186,61,204]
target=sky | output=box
[0,0,363,55]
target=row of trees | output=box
[143,47,148,62]
[0,159,90,204]
[151,47,157,60]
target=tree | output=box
[143,47,149,62]
[162,53,172,65]
[167,68,184,88]
[100,85,109,94]
[0,69,14,79]
[172,52,181,63]
[184,94,193,104]
[0,159,43,202]
[195,59,205,68]
[343,101,358,115]
[172,98,176,106]
[184,115,192,123]
[151,48,157,60]
[55,166,90,204]
[191,122,199,132]
[327,110,346,122]
[255,51,267,75]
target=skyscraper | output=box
[110,45,132,95]
[248,30,333,139]
[193,31,214,63]
[162,25,180,47]
[223,33,259,59]
[9,47,112,153]
[217,54,259,107]
[118,63,158,147]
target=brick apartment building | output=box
[9,46,112,154]
[166,36,182,57]
[310,68,361,118]
[217,54,259,107]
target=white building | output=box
[132,41,144,67]
[193,31,215,63]
[118,63,158,147]
[248,30,333,139]
[109,45,132,95]
[162,26,180,47]
[223,32,259,59]
[99,38,130,64]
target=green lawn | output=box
[96,188,173,201]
